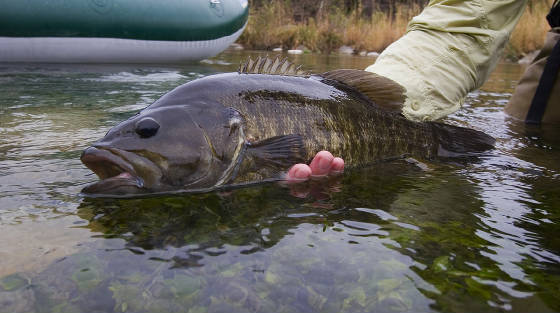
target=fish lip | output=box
[81,146,138,179]
[81,146,144,193]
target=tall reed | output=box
[237,0,551,58]
[238,2,419,53]
[508,0,552,58]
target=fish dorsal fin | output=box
[320,69,406,112]
[238,56,307,76]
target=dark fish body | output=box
[81,62,494,196]
[169,73,435,179]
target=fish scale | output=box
[80,59,495,196]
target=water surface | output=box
[0,51,559,313]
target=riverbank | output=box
[237,1,551,60]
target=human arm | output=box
[366,0,528,121]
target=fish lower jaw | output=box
[81,172,145,196]
[99,170,144,187]
[114,172,145,188]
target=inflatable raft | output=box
[0,0,249,63]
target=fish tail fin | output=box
[429,122,495,157]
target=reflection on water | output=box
[0,51,559,313]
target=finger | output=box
[330,157,344,174]
[286,163,312,182]
[309,151,334,177]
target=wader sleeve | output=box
[365,0,528,121]
[506,1,560,124]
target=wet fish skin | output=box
[180,73,439,183]
[81,71,493,196]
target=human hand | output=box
[286,151,344,182]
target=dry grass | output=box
[238,2,419,53]
[508,0,552,58]
[238,1,551,58]
[342,6,419,52]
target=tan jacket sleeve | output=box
[365,0,528,121]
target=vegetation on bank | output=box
[237,0,552,59]
[509,0,552,58]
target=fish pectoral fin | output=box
[247,134,307,168]
[319,69,405,113]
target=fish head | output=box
[81,102,245,196]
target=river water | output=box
[0,51,559,313]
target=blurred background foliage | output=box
[238,0,552,59]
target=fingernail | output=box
[293,168,304,179]
[291,167,311,180]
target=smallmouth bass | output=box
[81,57,494,196]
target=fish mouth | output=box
[80,147,145,195]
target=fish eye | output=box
[135,117,160,138]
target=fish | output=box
[81,56,495,196]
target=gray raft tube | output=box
[0,0,249,63]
